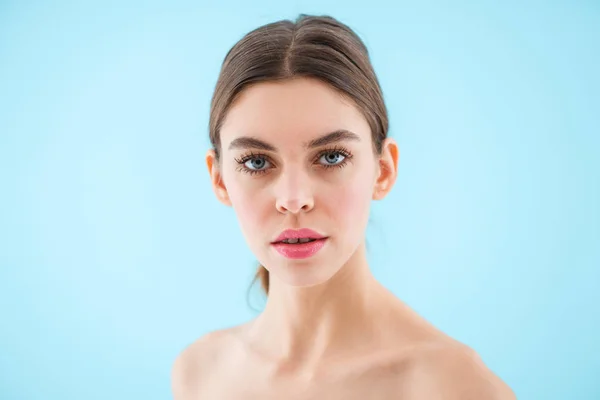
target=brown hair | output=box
[208,14,389,296]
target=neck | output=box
[245,241,396,368]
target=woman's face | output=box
[208,77,395,288]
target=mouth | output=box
[273,238,324,245]
[272,228,327,244]
[270,237,328,259]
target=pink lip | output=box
[271,238,328,259]
[272,228,326,243]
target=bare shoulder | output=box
[170,329,231,400]
[402,341,517,399]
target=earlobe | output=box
[206,148,232,207]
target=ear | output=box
[372,137,399,200]
[206,148,232,207]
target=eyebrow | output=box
[227,129,361,152]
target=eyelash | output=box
[234,146,354,176]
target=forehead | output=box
[219,77,371,148]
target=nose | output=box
[274,171,315,215]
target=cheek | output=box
[326,178,372,228]
[226,179,270,235]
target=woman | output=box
[172,14,516,399]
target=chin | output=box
[270,260,343,289]
[278,274,335,289]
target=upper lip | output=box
[272,228,327,243]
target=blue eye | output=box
[244,157,271,173]
[235,146,353,176]
[319,151,346,167]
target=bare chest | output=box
[197,374,403,400]
[195,354,411,400]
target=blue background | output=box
[1,1,598,399]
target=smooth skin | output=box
[172,77,516,399]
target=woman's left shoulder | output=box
[401,340,517,399]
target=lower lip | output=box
[271,238,328,259]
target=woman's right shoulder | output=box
[170,329,231,399]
